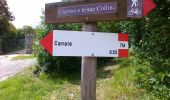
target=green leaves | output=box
[117,0,170,99]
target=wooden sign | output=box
[58,2,117,17]
[45,0,127,23]
[40,30,128,57]
[45,0,156,23]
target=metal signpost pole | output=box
[81,22,97,100]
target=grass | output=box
[0,67,60,100]
[0,64,156,100]
[0,66,81,100]
[11,55,35,60]
[96,66,156,100]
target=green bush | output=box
[136,65,170,99]
[117,0,170,98]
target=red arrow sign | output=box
[40,30,128,58]
[143,0,156,16]
[40,31,53,55]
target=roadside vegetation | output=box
[0,67,58,100]
[11,55,35,61]
[0,63,157,100]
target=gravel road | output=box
[0,54,37,81]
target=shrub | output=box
[136,65,170,99]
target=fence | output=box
[0,34,35,54]
[0,36,25,54]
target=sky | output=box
[7,0,61,28]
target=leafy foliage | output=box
[0,0,15,35]
[16,25,35,38]
[136,66,170,99]
[0,0,14,21]
[117,0,170,98]
[96,0,170,98]
[0,0,23,53]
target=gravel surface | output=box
[0,54,37,81]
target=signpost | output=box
[40,30,128,57]
[45,0,156,23]
[43,0,156,100]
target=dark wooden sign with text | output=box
[45,0,156,23]
[45,0,127,23]
[58,2,117,17]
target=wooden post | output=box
[81,22,97,100]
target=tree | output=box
[22,25,35,35]
[16,26,35,38]
[0,0,15,35]
[0,0,14,21]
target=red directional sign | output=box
[143,0,156,16]
[40,30,128,58]
[40,31,53,55]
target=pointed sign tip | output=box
[40,31,53,55]
[143,0,156,17]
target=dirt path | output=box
[0,54,37,81]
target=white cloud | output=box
[7,0,61,28]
